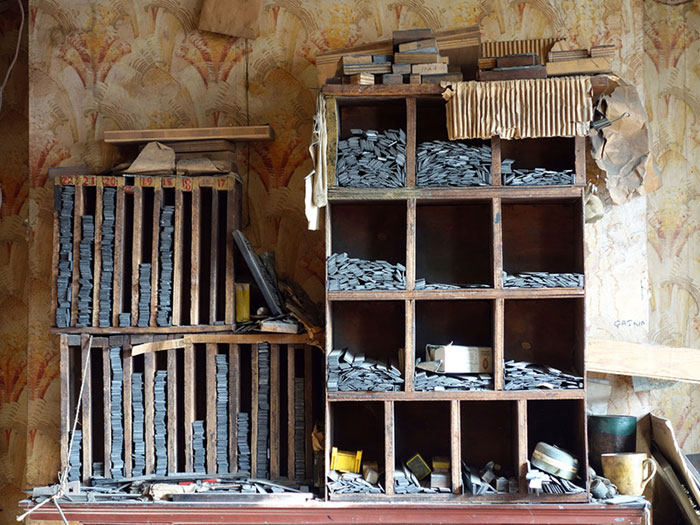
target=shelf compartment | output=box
[500,138,576,187]
[394,401,453,494]
[501,200,584,281]
[414,300,494,391]
[416,201,493,289]
[504,298,584,390]
[329,202,406,291]
[460,401,519,496]
[527,399,588,495]
[328,401,386,496]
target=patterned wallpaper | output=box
[0,0,697,522]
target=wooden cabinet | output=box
[322,84,588,502]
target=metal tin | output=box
[531,442,579,481]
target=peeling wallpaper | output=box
[0,0,697,522]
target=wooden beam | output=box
[172,189,183,325]
[304,345,313,479]
[144,349,155,474]
[516,399,528,495]
[251,344,260,478]
[104,126,274,144]
[287,345,296,479]
[206,343,217,474]
[270,344,280,479]
[228,344,240,472]
[167,348,178,474]
[60,336,70,473]
[494,298,505,391]
[184,343,195,472]
[384,401,395,495]
[209,188,219,324]
[450,400,461,494]
[190,183,201,325]
[586,338,700,383]
[80,335,92,481]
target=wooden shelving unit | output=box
[322,85,588,502]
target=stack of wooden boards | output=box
[478,43,613,81]
[336,28,463,86]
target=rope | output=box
[17,336,93,524]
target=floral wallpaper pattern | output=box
[0,0,697,522]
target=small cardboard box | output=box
[427,344,493,373]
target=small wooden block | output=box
[546,57,611,76]
[381,73,405,85]
[479,65,547,81]
[392,28,433,47]
[391,63,412,75]
[394,52,440,64]
[420,72,463,84]
[478,57,497,70]
[344,73,375,85]
[339,54,373,66]
[411,62,448,75]
[372,54,393,63]
[497,53,539,68]
[398,38,438,53]
[409,74,422,84]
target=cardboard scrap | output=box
[126,141,175,174]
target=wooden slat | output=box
[287,345,296,479]
[172,189,184,325]
[384,401,395,495]
[327,185,584,202]
[451,400,462,494]
[206,343,217,474]
[101,345,112,479]
[80,335,92,480]
[251,344,260,478]
[104,125,274,144]
[224,188,236,325]
[304,345,313,479]
[494,298,505,391]
[516,399,528,494]
[167,348,178,473]
[51,189,60,326]
[131,186,143,326]
[322,84,445,96]
[112,188,125,326]
[406,97,417,187]
[91,186,103,326]
[491,136,502,186]
[228,344,240,472]
[406,199,415,291]
[575,136,586,185]
[70,187,84,326]
[60,336,70,472]
[270,344,280,479]
[150,188,162,327]
[122,340,133,477]
[190,184,201,325]
[184,342,195,472]
[492,198,503,289]
[404,299,415,392]
[209,189,219,324]
[144,349,155,474]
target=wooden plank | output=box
[184,342,195,472]
[406,199,415,291]
[206,343,217,474]
[51,327,314,341]
[270,344,280,479]
[406,97,417,187]
[516,399,528,495]
[287,345,296,479]
[104,125,274,144]
[322,84,445,97]
[575,136,586,185]
[60,336,70,473]
[132,337,189,356]
[479,66,547,81]
[112,187,125,327]
[144,349,155,474]
[172,188,183,325]
[304,345,313,479]
[150,188,162,327]
[131,186,143,326]
[404,299,415,392]
[91,186,103,326]
[328,389,585,402]
[327,185,584,201]
[494,298,505,391]
[190,183,201,325]
[209,188,219,324]
[224,188,236,325]
[167,348,178,473]
[188,333,311,345]
[70,186,84,326]
[228,344,240,472]
[122,340,133,477]
[80,335,92,481]
[325,99,338,188]
[587,338,700,383]
[384,401,395,495]
[491,136,502,186]
[546,57,611,76]
[251,344,260,478]
[492,198,503,289]
[451,400,462,494]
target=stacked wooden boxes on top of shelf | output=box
[321,82,588,502]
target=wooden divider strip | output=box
[206,343,217,474]
[190,185,201,325]
[80,335,92,480]
[51,190,60,326]
[228,344,240,472]
[450,400,462,494]
[270,344,280,479]
[491,136,502,186]
[91,186,103,326]
[122,339,133,477]
[406,199,415,291]
[406,97,417,187]
[60,336,70,471]
[384,401,395,495]
[70,187,83,326]
[304,346,313,479]
[167,347,178,473]
[184,342,195,472]
[131,187,143,326]
[224,189,236,325]
[516,399,528,495]
[575,136,586,185]
[209,189,219,324]
[251,344,260,478]
[494,298,505,391]
[112,189,125,326]
[172,189,183,325]
[404,299,415,392]
[144,348,155,474]
[150,188,162,327]
[492,198,503,289]
[287,345,296,479]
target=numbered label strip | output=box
[55,175,235,191]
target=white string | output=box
[0,0,25,113]
[17,336,93,523]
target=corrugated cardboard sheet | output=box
[481,38,560,65]
[443,76,593,140]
